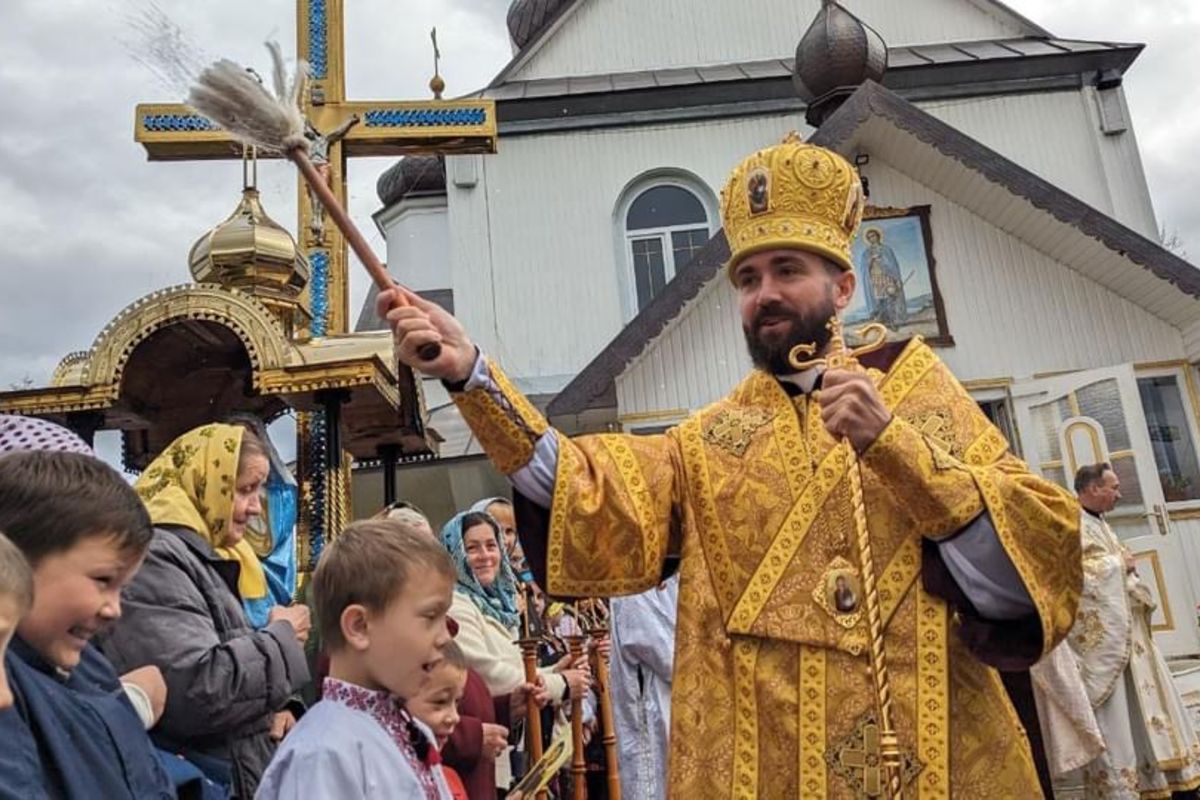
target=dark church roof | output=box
[507,0,574,49]
[479,37,1142,138]
[376,155,446,207]
[546,80,1200,417]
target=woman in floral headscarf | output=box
[99,424,310,799]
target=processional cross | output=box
[134,0,497,336]
[132,1,497,565]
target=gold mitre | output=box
[721,133,865,278]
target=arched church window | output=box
[619,178,715,315]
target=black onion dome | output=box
[794,0,888,125]
[376,155,447,207]
[507,0,572,49]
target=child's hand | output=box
[270,710,297,741]
[481,722,509,759]
[269,605,312,644]
[121,665,167,727]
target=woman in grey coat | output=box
[100,424,310,799]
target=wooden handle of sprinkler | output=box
[288,146,441,361]
[590,632,622,800]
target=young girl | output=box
[408,640,472,800]
[100,423,310,798]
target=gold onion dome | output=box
[188,187,310,314]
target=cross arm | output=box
[135,99,497,161]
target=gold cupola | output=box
[189,147,310,336]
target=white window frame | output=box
[613,172,718,321]
[626,224,710,309]
[1134,364,1200,513]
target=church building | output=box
[357,0,1200,667]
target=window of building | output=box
[619,179,715,315]
[977,397,1019,457]
[1137,373,1200,503]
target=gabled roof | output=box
[491,0,1053,89]
[478,37,1142,137]
[486,38,1134,101]
[547,80,1200,417]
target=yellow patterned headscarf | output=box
[135,423,267,600]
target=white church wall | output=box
[921,90,1158,239]
[616,277,749,420]
[441,88,1168,389]
[375,197,451,293]
[512,0,1030,82]
[615,160,1185,419]
[1084,86,1161,240]
[445,113,801,386]
[1183,320,1200,362]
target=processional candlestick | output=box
[580,599,621,800]
[517,584,548,800]
[566,602,588,800]
[789,317,903,800]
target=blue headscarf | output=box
[225,414,299,629]
[468,496,535,584]
[440,510,521,631]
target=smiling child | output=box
[0,451,174,798]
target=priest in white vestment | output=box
[1030,639,1105,779]
[609,576,678,800]
[1070,463,1200,798]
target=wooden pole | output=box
[517,586,547,800]
[567,628,588,800]
[586,612,621,800]
[286,144,440,360]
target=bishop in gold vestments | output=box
[383,138,1082,798]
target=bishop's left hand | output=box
[817,368,892,453]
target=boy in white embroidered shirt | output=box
[256,519,456,800]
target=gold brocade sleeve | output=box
[545,432,682,597]
[868,343,1083,659]
[451,358,680,597]
[861,417,986,540]
[451,357,549,474]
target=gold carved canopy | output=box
[0,283,432,469]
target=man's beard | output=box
[743,292,837,375]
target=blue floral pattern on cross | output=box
[309,250,329,336]
[307,0,328,80]
[363,107,488,127]
[141,114,219,132]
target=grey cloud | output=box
[0,0,510,387]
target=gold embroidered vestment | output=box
[453,339,1081,798]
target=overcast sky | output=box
[0,0,1196,394]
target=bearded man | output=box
[380,135,1082,798]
